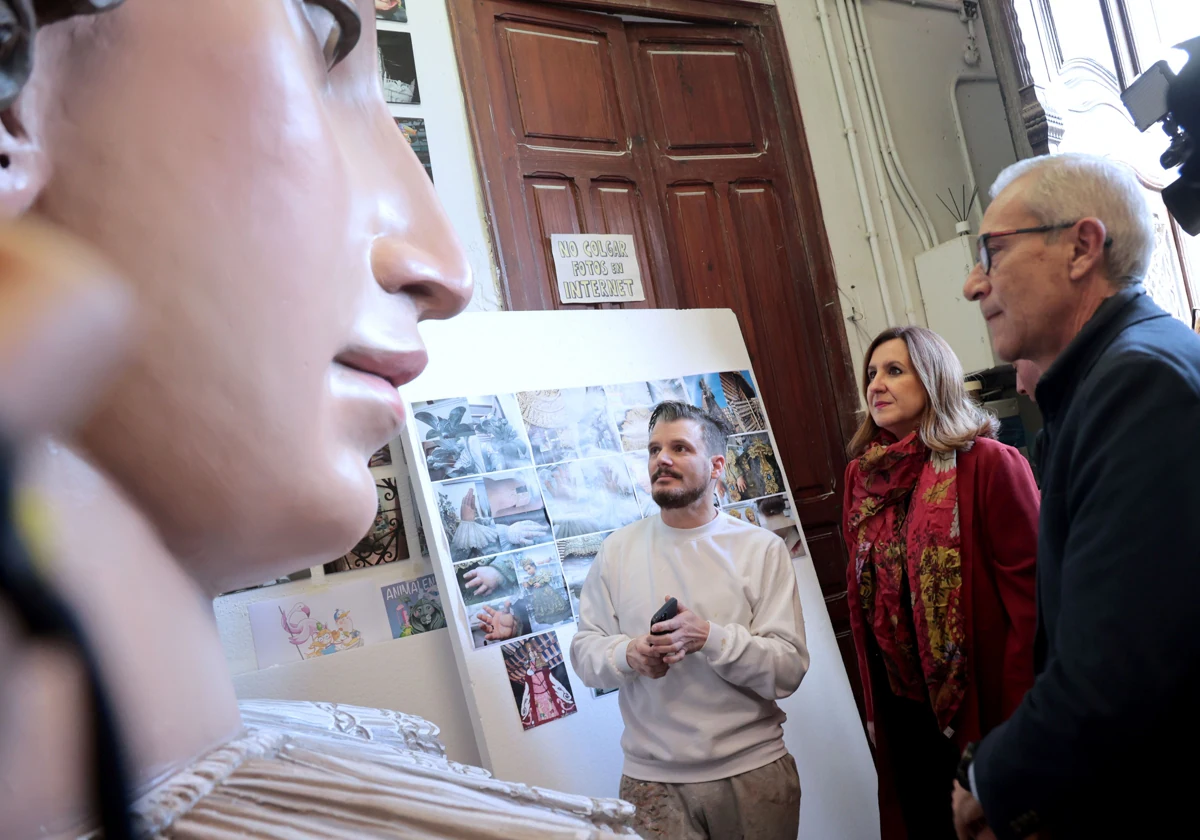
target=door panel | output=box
[628,22,858,697]
[501,21,623,148]
[644,46,761,154]
[469,0,674,310]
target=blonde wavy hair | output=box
[848,326,999,458]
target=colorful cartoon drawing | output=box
[278,602,366,660]
[382,574,447,639]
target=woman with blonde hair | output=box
[842,326,1038,840]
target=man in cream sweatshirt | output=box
[570,401,808,840]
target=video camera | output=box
[1123,36,1200,235]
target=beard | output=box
[651,471,710,509]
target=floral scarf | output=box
[847,432,967,730]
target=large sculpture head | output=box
[4,0,471,592]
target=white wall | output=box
[773,0,1016,378]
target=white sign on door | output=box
[550,233,646,305]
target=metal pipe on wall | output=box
[833,0,920,324]
[814,0,899,327]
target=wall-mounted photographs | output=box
[411,368,796,658]
[416,395,532,481]
[375,0,406,22]
[517,387,621,466]
[720,432,782,504]
[557,531,612,621]
[326,475,408,574]
[436,468,552,562]
[382,574,445,637]
[537,456,641,541]
[684,370,767,434]
[502,631,578,731]
[379,30,419,104]
[395,117,433,182]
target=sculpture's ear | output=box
[0,0,47,219]
[0,0,126,218]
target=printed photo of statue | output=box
[717,370,767,433]
[557,531,612,621]
[722,432,783,504]
[436,469,552,562]
[416,398,482,481]
[378,30,419,105]
[375,0,407,22]
[537,455,642,541]
[502,632,578,731]
[515,549,573,629]
[517,387,621,466]
[416,394,533,481]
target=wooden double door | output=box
[451,0,865,714]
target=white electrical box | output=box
[914,235,997,374]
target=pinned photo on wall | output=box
[381,574,446,639]
[720,432,783,504]
[395,117,433,183]
[502,631,578,731]
[468,594,534,650]
[537,455,642,541]
[325,476,408,574]
[415,394,532,481]
[514,544,574,630]
[517,387,621,466]
[368,443,393,468]
[454,553,522,608]
[623,450,658,518]
[248,580,391,669]
[557,531,613,620]
[613,404,653,452]
[648,378,689,403]
[717,370,767,433]
[684,373,728,416]
[378,30,419,104]
[375,0,406,22]
[772,525,807,559]
[435,468,552,562]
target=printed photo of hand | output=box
[477,601,518,642]
[463,564,504,597]
[503,519,549,547]
[460,488,479,521]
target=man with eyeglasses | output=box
[951,153,1200,840]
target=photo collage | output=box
[375,1,434,182]
[413,371,805,666]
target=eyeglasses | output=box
[976,221,1112,274]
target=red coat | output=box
[842,436,1038,840]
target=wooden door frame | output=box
[449,0,861,446]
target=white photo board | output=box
[399,309,878,839]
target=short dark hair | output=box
[647,401,731,458]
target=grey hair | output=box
[989,153,1155,287]
[647,401,731,458]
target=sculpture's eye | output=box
[302,0,361,71]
